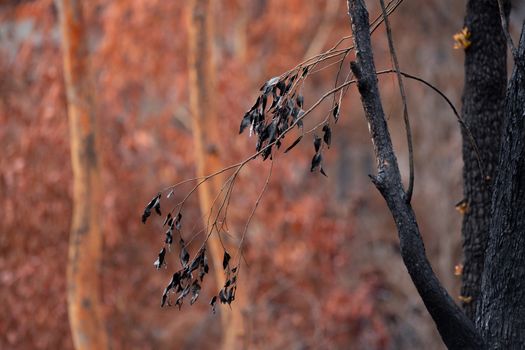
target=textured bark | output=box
[477,27,525,349]
[56,0,109,349]
[347,1,483,349]
[460,0,509,321]
[187,1,246,348]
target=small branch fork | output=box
[347,1,483,349]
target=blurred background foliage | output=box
[0,0,506,348]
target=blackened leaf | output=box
[219,288,228,304]
[161,288,169,307]
[175,286,190,310]
[190,281,201,305]
[175,212,182,231]
[226,287,235,304]
[320,167,328,177]
[180,245,190,267]
[222,251,231,270]
[322,124,332,147]
[332,103,340,121]
[262,145,272,160]
[145,193,161,210]
[313,135,322,153]
[210,296,217,313]
[267,121,277,142]
[141,208,151,224]
[284,80,293,94]
[276,80,286,95]
[302,66,309,77]
[203,252,209,271]
[189,252,203,272]
[261,94,268,112]
[154,202,161,216]
[291,106,299,119]
[154,247,166,270]
[295,110,305,129]
[269,91,280,111]
[311,153,322,172]
[170,272,181,290]
[163,213,172,226]
[284,135,303,154]
[239,113,252,134]
[260,76,280,94]
[142,193,161,223]
[296,95,304,108]
[165,229,173,245]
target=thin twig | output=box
[497,0,518,62]
[379,0,414,203]
[376,69,486,181]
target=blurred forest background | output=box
[1,0,523,349]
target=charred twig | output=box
[497,0,518,62]
[379,0,414,203]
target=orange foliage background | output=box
[1,1,474,349]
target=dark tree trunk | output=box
[477,28,525,349]
[460,0,510,321]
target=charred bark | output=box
[477,27,525,349]
[460,0,509,321]
[347,1,483,348]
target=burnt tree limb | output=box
[478,26,525,349]
[460,0,509,321]
[347,1,483,349]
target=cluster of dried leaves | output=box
[239,68,336,176]
[142,193,239,311]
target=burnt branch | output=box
[347,1,483,349]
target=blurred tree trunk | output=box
[56,1,108,349]
[233,0,248,62]
[459,0,509,320]
[187,0,246,348]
